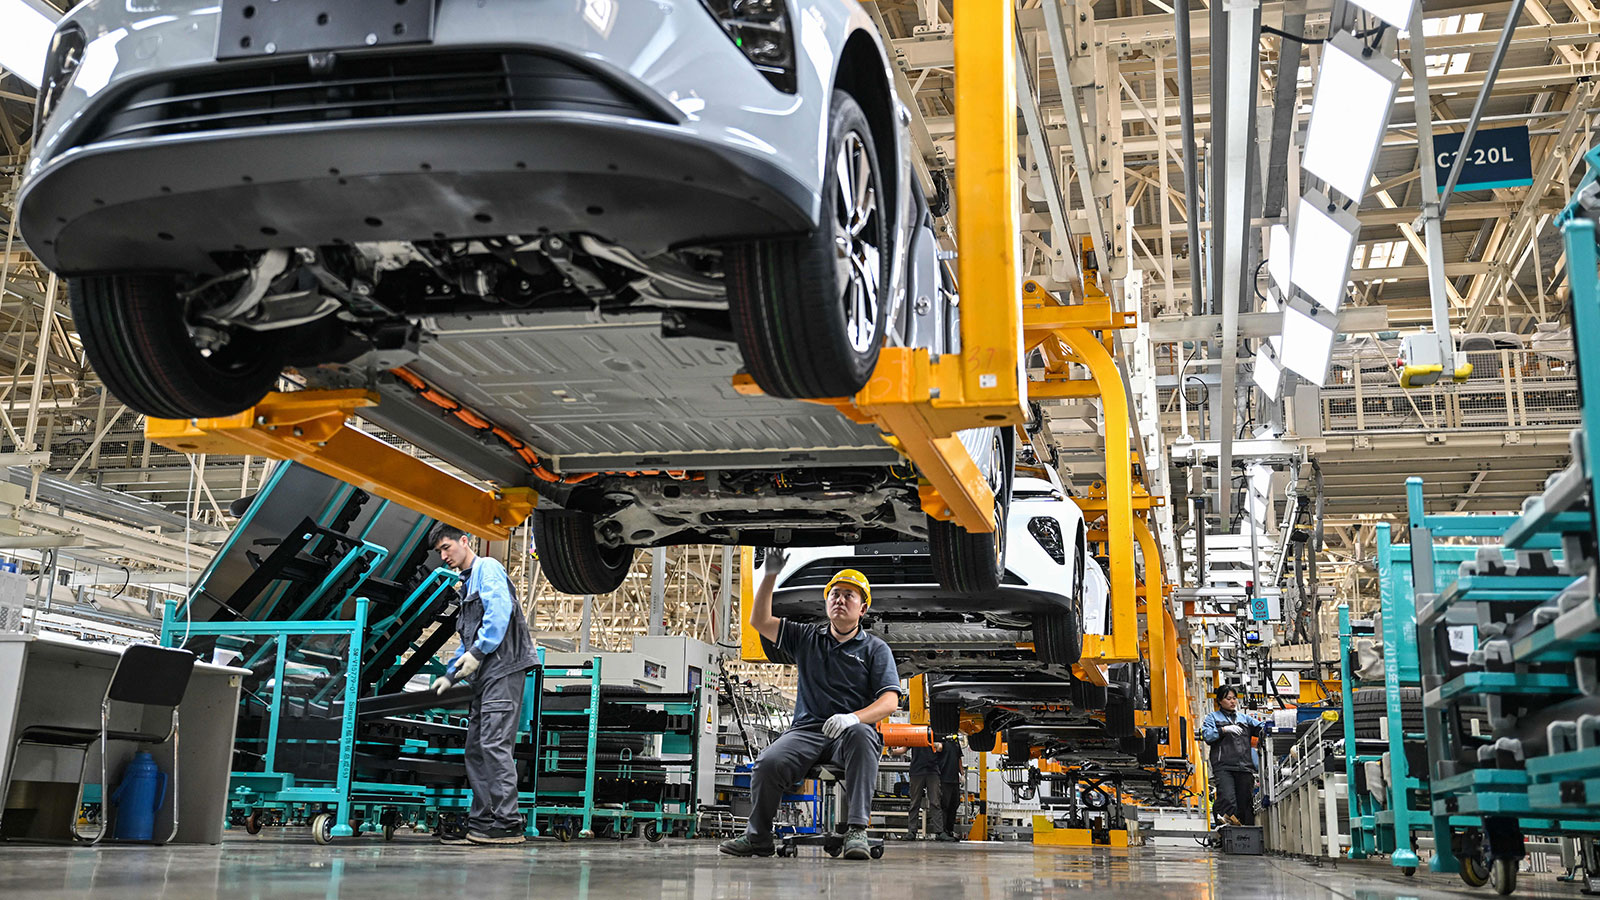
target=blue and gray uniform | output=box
[744,620,902,837]
[1201,708,1266,825]
[450,555,536,835]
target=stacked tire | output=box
[1350,686,1424,739]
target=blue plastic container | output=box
[110,751,167,841]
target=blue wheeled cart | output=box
[162,461,547,843]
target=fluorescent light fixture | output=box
[1280,300,1337,385]
[1253,343,1283,399]
[0,0,58,89]
[1301,31,1403,202]
[1291,189,1360,313]
[1348,0,1418,29]
[1267,223,1292,298]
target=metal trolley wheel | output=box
[310,813,334,846]
[643,822,664,843]
[1459,855,1491,888]
[244,813,263,835]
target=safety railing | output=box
[1319,347,1579,434]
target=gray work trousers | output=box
[465,673,524,833]
[745,724,882,838]
[906,773,943,835]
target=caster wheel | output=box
[311,813,334,846]
[1492,858,1517,895]
[870,846,884,859]
[644,822,663,843]
[1460,856,1490,888]
[826,844,841,858]
[1401,866,1416,877]
[554,825,572,843]
[384,822,398,841]
[244,814,263,835]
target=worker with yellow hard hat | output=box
[719,549,902,861]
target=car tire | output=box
[929,431,1012,593]
[71,274,287,419]
[931,701,960,736]
[1033,611,1082,668]
[726,90,889,399]
[1071,680,1109,711]
[1104,699,1136,738]
[532,509,635,595]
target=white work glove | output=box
[453,650,483,681]
[1221,724,1243,736]
[823,712,860,738]
[431,676,453,696]
[764,546,790,572]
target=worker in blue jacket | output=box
[429,524,537,845]
[1199,685,1266,827]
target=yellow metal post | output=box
[146,391,535,541]
[1135,515,1170,729]
[909,674,929,726]
[955,0,1024,412]
[738,547,768,662]
[1061,330,1136,660]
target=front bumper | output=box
[21,106,814,275]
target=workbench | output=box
[0,632,245,843]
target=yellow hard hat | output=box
[824,569,872,608]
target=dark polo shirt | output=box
[761,619,902,728]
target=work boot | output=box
[934,832,955,843]
[903,829,918,841]
[842,827,872,860]
[467,826,526,845]
[1223,814,1242,827]
[719,834,775,857]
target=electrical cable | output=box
[109,565,131,601]
[1261,22,1385,45]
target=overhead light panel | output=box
[0,0,58,89]
[1253,343,1283,400]
[1267,224,1292,299]
[1280,300,1337,385]
[1347,0,1418,30]
[1301,30,1403,202]
[1291,189,1360,313]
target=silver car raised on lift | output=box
[20,0,1002,595]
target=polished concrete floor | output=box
[0,834,1581,899]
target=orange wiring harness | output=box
[389,368,699,484]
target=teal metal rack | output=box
[534,657,703,841]
[1394,182,1600,893]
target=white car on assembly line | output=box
[766,465,1098,670]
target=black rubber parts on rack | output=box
[931,701,961,736]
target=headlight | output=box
[700,0,796,94]
[35,23,86,139]
[1027,517,1065,565]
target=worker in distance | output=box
[719,550,902,860]
[430,524,538,845]
[1200,684,1267,827]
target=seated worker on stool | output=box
[719,549,902,860]
[428,525,538,845]
[1200,684,1265,827]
